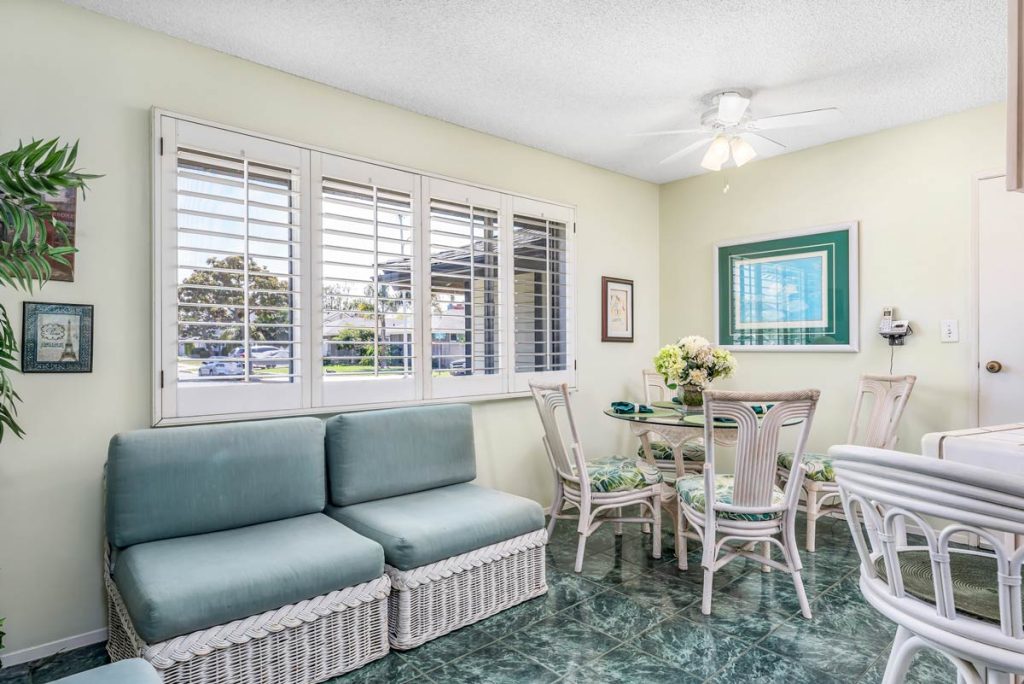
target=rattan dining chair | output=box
[676,389,820,618]
[639,369,706,478]
[833,445,1024,684]
[777,374,915,552]
[530,381,664,572]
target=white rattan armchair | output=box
[530,381,663,573]
[676,389,820,618]
[833,445,1024,684]
[778,374,915,552]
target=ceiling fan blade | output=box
[748,107,840,131]
[659,137,714,165]
[743,131,787,150]
[717,92,750,125]
[628,128,706,137]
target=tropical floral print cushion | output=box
[675,474,785,521]
[636,440,706,462]
[777,452,835,482]
[587,457,664,493]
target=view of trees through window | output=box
[175,148,299,384]
[162,116,573,420]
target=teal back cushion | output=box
[326,404,476,506]
[107,417,326,548]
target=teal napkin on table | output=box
[611,401,653,414]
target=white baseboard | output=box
[1,628,106,668]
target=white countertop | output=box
[921,423,1024,474]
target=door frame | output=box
[970,170,1010,427]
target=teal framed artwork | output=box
[715,222,859,352]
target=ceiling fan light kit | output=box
[701,135,732,171]
[729,136,757,167]
[641,89,840,173]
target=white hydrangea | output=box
[678,335,711,356]
[687,368,709,388]
[652,335,736,390]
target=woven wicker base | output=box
[106,569,391,684]
[385,529,548,650]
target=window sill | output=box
[152,386,577,427]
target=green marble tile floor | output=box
[0,514,956,683]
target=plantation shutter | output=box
[424,179,505,398]
[316,154,418,406]
[159,119,308,419]
[509,197,575,392]
[155,113,578,424]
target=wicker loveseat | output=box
[103,418,390,684]
[324,404,549,649]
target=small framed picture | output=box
[601,276,634,342]
[21,302,94,373]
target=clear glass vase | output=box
[677,384,704,408]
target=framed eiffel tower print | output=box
[21,302,94,373]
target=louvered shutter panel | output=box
[161,120,306,419]
[510,197,575,391]
[156,115,577,423]
[425,179,505,397]
[317,154,418,406]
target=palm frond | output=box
[0,138,101,443]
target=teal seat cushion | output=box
[675,474,785,521]
[107,417,326,548]
[777,451,835,482]
[326,404,476,506]
[326,483,544,570]
[587,457,663,493]
[53,659,161,684]
[113,513,384,643]
[636,440,706,462]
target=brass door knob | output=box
[986,360,1003,373]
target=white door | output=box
[977,175,1024,425]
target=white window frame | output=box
[316,153,421,408]
[508,196,577,393]
[153,109,576,426]
[423,177,507,400]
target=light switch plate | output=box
[940,319,959,343]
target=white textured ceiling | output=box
[66,0,1006,183]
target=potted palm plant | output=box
[0,138,98,664]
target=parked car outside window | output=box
[198,361,244,377]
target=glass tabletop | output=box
[604,403,802,429]
[603,406,703,427]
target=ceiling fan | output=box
[633,89,841,171]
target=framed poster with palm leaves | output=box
[714,222,859,352]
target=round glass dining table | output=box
[602,403,716,480]
[603,401,799,480]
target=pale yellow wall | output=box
[0,0,660,655]
[659,104,1004,455]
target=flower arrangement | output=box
[654,335,737,407]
